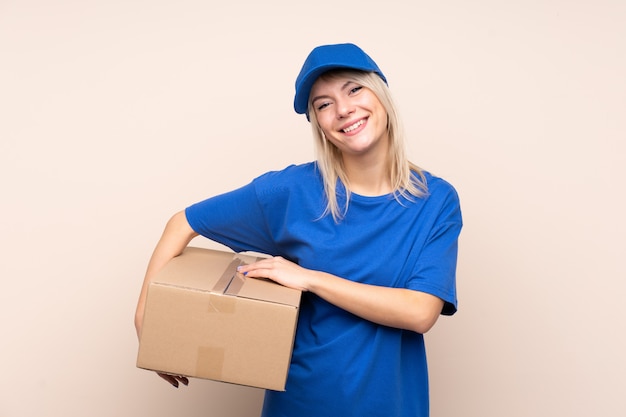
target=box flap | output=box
[153,247,234,292]
[153,247,301,307]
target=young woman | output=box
[135,43,462,417]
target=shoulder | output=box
[252,162,322,197]
[249,162,326,220]
[420,170,462,223]
[254,162,318,183]
[420,170,460,202]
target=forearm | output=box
[134,210,198,334]
[237,257,445,334]
[308,271,444,334]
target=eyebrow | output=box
[311,81,355,104]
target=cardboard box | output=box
[137,246,301,391]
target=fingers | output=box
[236,256,311,292]
[158,372,189,388]
[237,256,285,276]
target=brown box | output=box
[136,246,301,391]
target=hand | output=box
[237,256,314,292]
[158,372,189,388]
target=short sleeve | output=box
[406,181,462,315]
[185,181,278,254]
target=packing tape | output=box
[212,260,241,294]
[212,255,260,296]
[208,293,236,314]
[224,271,245,296]
[234,253,261,265]
[208,254,262,313]
[196,346,224,380]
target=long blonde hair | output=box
[308,70,428,222]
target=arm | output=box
[134,210,198,336]
[237,257,444,334]
[134,210,198,388]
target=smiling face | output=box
[309,72,389,160]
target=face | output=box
[310,74,389,159]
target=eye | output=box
[316,101,331,111]
[349,86,363,95]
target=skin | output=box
[134,74,444,388]
[311,76,392,195]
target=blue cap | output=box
[293,43,387,116]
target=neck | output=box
[342,151,392,197]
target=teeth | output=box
[343,120,364,133]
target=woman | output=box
[135,43,462,417]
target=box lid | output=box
[153,246,301,307]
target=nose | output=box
[336,98,355,119]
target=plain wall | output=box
[1,1,624,416]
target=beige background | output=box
[1,1,624,416]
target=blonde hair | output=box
[308,70,428,222]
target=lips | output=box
[341,119,365,133]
